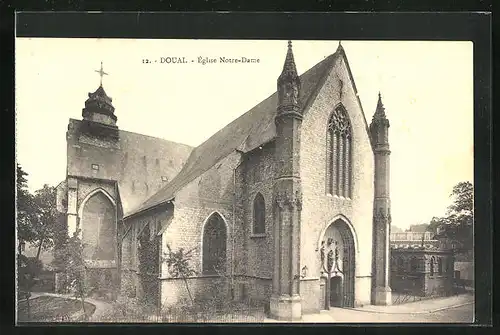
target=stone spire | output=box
[278,41,299,83]
[374,92,387,119]
[370,92,390,143]
[277,41,301,116]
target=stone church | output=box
[56,41,393,320]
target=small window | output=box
[91,164,99,171]
[253,193,266,235]
[161,176,169,182]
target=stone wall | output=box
[66,118,192,215]
[241,143,275,282]
[298,52,375,310]
[157,152,240,308]
[390,249,454,297]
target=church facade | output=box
[57,41,393,320]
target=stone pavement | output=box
[263,293,474,323]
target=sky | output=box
[15,38,473,230]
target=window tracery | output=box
[327,105,352,197]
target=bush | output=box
[96,295,155,322]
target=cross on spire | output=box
[95,61,108,87]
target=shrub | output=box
[96,295,155,322]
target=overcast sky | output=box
[15,38,473,230]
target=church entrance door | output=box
[320,218,355,309]
[330,276,343,307]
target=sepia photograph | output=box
[15,38,474,323]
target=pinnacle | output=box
[374,92,386,118]
[337,40,344,52]
[279,40,299,80]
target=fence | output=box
[96,298,266,323]
[392,285,452,305]
[157,304,266,323]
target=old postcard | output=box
[15,38,474,323]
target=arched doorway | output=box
[202,213,227,275]
[320,218,355,308]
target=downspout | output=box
[232,154,244,300]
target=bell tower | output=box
[370,93,392,305]
[270,41,304,320]
[81,62,119,139]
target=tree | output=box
[31,185,58,260]
[16,164,59,262]
[447,181,473,217]
[429,181,474,252]
[17,254,42,320]
[60,229,89,319]
[163,245,197,305]
[16,164,37,253]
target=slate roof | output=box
[127,45,362,219]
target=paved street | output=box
[324,303,474,323]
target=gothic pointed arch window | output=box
[202,213,227,275]
[253,193,266,235]
[81,191,116,261]
[326,104,352,198]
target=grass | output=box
[17,296,96,322]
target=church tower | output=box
[80,62,119,140]
[270,41,303,320]
[370,93,392,305]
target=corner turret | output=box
[277,41,301,118]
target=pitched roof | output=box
[127,47,351,219]
[67,119,193,215]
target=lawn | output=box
[17,296,96,322]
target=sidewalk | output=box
[349,293,474,314]
[263,293,474,323]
